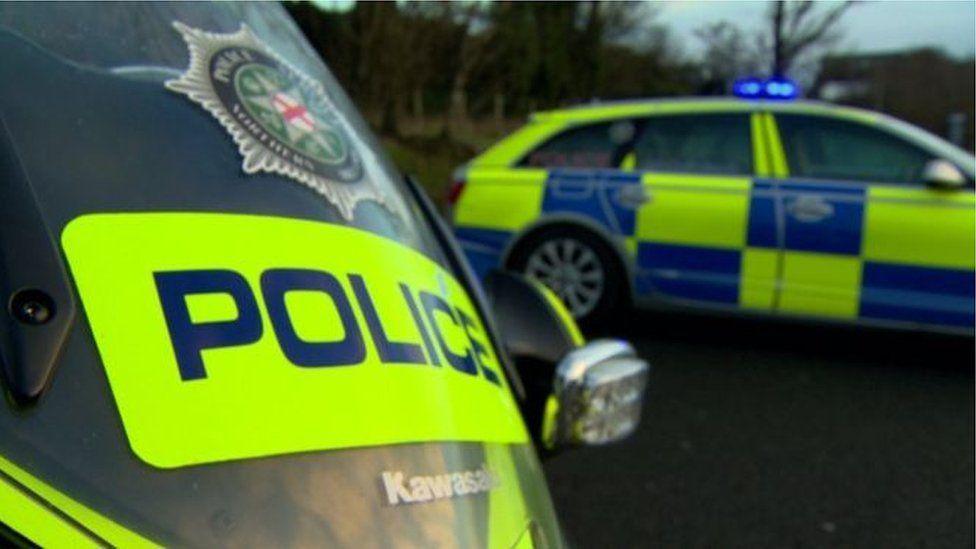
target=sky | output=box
[659,0,976,59]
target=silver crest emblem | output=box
[166,22,383,219]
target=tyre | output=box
[507,226,625,326]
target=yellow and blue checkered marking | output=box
[759,179,974,328]
[455,169,642,279]
[781,181,865,255]
[542,169,642,235]
[860,262,974,327]
[635,243,741,304]
[454,166,974,330]
[746,181,778,248]
[454,226,514,280]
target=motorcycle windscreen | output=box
[0,5,562,547]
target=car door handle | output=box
[786,195,834,223]
[617,185,651,208]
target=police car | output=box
[450,82,976,332]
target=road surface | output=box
[544,310,974,547]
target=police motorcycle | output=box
[0,3,648,547]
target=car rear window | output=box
[632,113,752,175]
[521,120,635,169]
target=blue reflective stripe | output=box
[747,184,778,248]
[542,169,641,236]
[636,243,740,304]
[748,180,867,254]
[778,183,865,255]
[860,299,974,328]
[461,248,502,281]
[637,242,741,274]
[783,199,863,255]
[642,273,741,304]
[778,180,866,195]
[863,262,974,296]
[455,227,513,280]
[454,226,513,251]
[860,262,975,327]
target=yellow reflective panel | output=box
[739,247,778,310]
[619,151,637,172]
[763,113,789,178]
[485,444,531,549]
[511,526,536,549]
[530,280,585,347]
[473,120,567,167]
[766,101,880,125]
[636,174,751,248]
[751,113,771,177]
[624,236,639,259]
[454,168,547,231]
[186,292,241,324]
[0,454,156,547]
[0,473,100,548]
[864,186,976,269]
[779,252,862,318]
[532,99,754,123]
[528,99,877,127]
[62,213,528,469]
[540,395,560,451]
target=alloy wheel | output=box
[524,238,605,318]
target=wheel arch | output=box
[500,214,635,302]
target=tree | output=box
[446,3,493,131]
[765,0,856,77]
[287,1,694,134]
[694,21,761,92]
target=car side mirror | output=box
[922,159,966,189]
[483,270,649,453]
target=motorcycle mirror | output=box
[483,270,649,454]
[544,339,648,449]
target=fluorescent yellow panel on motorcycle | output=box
[62,213,527,469]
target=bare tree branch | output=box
[769,0,857,76]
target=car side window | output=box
[775,114,934,185]
[631,114,752,175]
[521,120,635,169]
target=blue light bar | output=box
[733,77,798,100]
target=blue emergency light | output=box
[733,77,798,100]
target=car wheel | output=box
[508,227,624,325]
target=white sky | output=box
[658,0,976,59]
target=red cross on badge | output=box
[272,92,315,132]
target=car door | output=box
[628,111,769,309]
[528,119,645,241]
[769,112,975,329]
[452,119,617,279]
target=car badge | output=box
[166,22,383,219]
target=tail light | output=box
[446,175,466,207]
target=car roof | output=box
[530,97,881,125]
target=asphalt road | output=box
[543,309,974,548]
